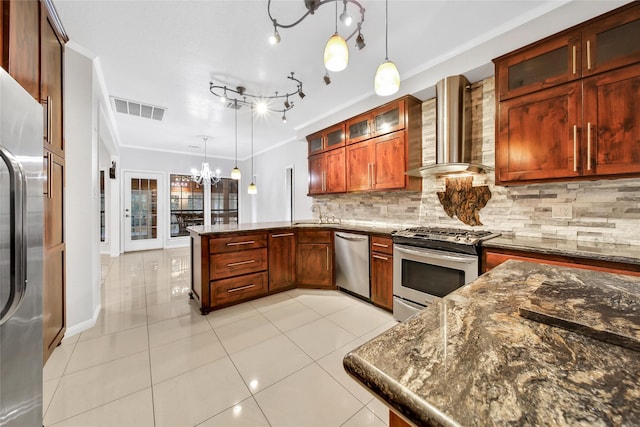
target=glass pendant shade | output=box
[248,182,257,195]
[231,167,241,180]
[374,60,400,96]
[324,33,349,72]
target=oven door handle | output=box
[394,245,477,263]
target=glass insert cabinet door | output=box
[124,172,163,251]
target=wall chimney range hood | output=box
[410,75,491,177]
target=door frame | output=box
[122,170,165,252]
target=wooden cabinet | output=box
[307,123,345,155]
[268,231,296,291]
[346,131,409,191]
[41,3,64,155]
[296,230,333,288]
[494,2,640,185]
[308,148,346,195]
[370,236,393,311]
[307,95,422,194]
[191,232,269,313]
[482,247,640,277]
[582,63,640,176]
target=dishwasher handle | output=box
[335,233,368,242]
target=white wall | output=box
[241,139,313,223]
[64,46,101,335]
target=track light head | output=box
[298,88,305,99]
[269,28,281,45]
[323,73,331,85]
[356,32,365,50]
[284,96,291,109]
[282,113,287,123]
[339,1,352,26]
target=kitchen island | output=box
[343,260,640,426]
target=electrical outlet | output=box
[551,204,572,219]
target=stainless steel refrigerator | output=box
[0,68,44,425]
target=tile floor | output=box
[43,247,398,427]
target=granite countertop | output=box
[343,260,640,426]
[484,234,640,266]
[187,221,398,236]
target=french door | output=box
[124,172,163,252]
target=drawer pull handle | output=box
[272,233,294,238]
[373,254,389,261]
[372,243,389,248]
[587,122,592,171]
[227,284,256,293]
[326,247,330,271]
[227,260,256,267]
[227,241,255,246]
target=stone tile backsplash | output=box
[312,77,640,245]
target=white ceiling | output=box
[53,0,629,161]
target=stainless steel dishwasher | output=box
[334,231,370,299]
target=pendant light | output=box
[374,0,400,96]
[248,106,257,195]
[324,0,349,72]
[230,100,241,180]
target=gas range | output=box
[391,227,500,255]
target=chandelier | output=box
[209,73,304,123]
[267,0,366,74]
[191,136,221,185]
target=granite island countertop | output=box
[344,260,640,426]
[187,221,398,236]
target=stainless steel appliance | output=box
[0,68,44,426]
[334,231,370,299]
[392,227,498,321]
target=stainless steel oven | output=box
[391,227,499,321]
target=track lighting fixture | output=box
[209,72,304,115]
[230,100,241,180]
[248,106,258,195]
[374,0,400,96]
[282,112,287,123]
[267,0,366,73]
[323,73,331,85]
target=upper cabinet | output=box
[307,123,345,156]
[494,2,640,185]
[307,95,422,194]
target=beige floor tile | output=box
[367,398,390,426]
[43,377,60,418]
[327,303,395,337]
[318,340,374,404]
[43,341,76,381]
[65,326,148,374]
[205,302,261,329]
[146,297,199,324]
[48,388,154,427]
[249,291,295,313]
[230,334,313,393]
[254,363,362,426]
[44,351,151,425]
[79,306,148,341]
[148,311,211,348]
[215,313,281,354]
[145,286,190,307]
[342,407,387,427]
[60,333,80,346]
[150,330,227,384]
[286,318,357,360]
[261,300,322,332]
[294,290,357,316]
[197,396,270,427]
[152,357,251,427]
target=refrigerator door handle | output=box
[0,145,27,325]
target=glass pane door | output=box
[124,172,163,252]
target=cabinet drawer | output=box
[210,248,267,280]
[297,230,332,244]
[209,233,267,254]
[211,272,268,305]
[371,236,393,255]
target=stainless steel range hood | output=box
[410,75,492,177]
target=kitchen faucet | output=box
[311,204,324,223]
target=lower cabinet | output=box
[370,236,393,311]
[482,247,640,276]
[296,230,334,288]
[268,231,296,291]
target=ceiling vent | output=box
[111,97,166,121]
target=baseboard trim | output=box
[65,303,102,337]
